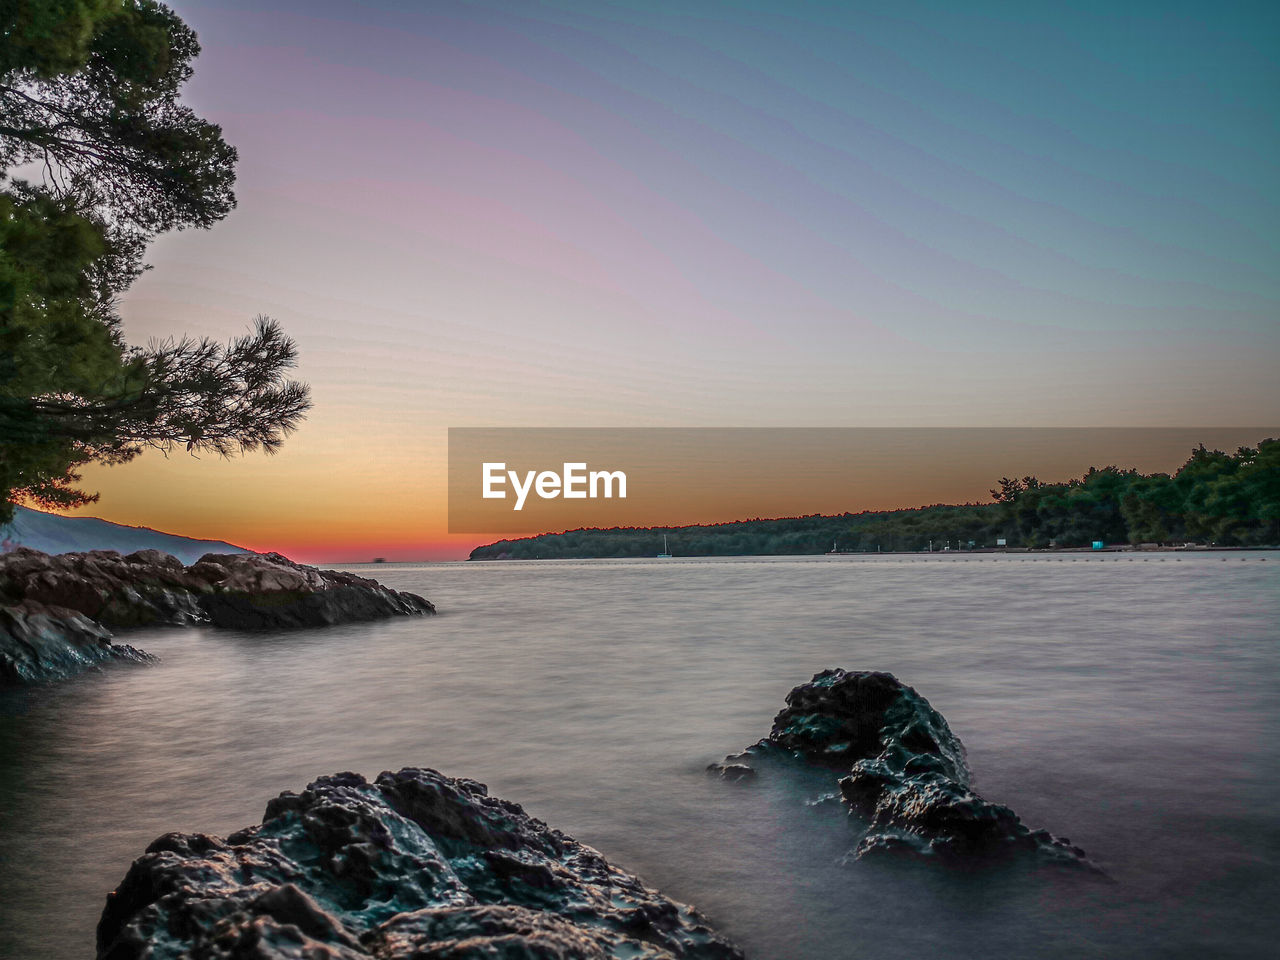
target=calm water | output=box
[1,554,1278,959]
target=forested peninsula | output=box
[469,440,1280,559]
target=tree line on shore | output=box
[468,439,1280,559]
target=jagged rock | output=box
[97,767,743,960]
[705,762,755,782]
[0,599,155,684]
[0,548,435,685]
[1,546,215,627]
[0,547,434,632]
[713,669,1096,870]
[193,553,434,629]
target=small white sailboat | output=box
[657,534,672,558]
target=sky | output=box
[66,0,1279,561]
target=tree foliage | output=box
[1,0,236,244]
[1,1,310,524]
[989,442,1280,548]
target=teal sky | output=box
[467,0,1279,324]
[156,0,1277,356]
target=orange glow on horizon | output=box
[44,426,1277,565]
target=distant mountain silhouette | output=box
[1,506,251,565]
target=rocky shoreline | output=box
[97,767,744,960]
[87,670,1104,956]
[711,669,1099,871]
[0,548,434,685]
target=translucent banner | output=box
[447,427,1276,534]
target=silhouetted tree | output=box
[1,1,310,523]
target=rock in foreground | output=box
[1,548,434,684]
[0,600,155,685]
[98,767,743,960]
[712,669,1095,870]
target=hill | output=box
[0,506,251,565]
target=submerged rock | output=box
[0,548,435,685]
[0,599,155,685]
[714,669,1095,870]
[97,767,743,960]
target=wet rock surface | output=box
[713,668,1096,870]
[0,599,155,684]
[97,767,744,960]
[1,548,434,684]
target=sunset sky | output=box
[65,0,1279,561]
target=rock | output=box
[0,548,435,685]
[97,767,743,960]
[1,547,213,627]
[186,559,230,583]
[123,549,185,572]
[192,553,435,629]
[0,599,155,685]
[763,668,967,775]
[714,669,1097,870]
[0,547,435,633]
[705,762,756,782]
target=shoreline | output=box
[462,544,1279,561]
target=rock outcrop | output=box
[712,669,1095,870]
[188,552,434,630]
[1,548,434,684]
[0,599,155,685]
[97,767,743,960]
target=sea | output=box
[1,553,1277,959]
